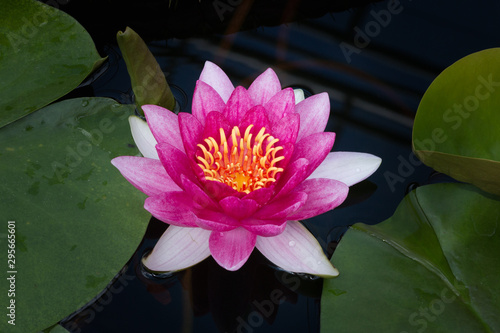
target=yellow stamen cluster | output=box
[197,125,285,193]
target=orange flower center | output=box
[196,125,285,194]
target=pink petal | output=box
[219,196,260,220]
[142,105,184,153]
[179,174,219,211]
[243,187,274,205]
[192,80,226,126]
[199,61,235,103]
[156,143,199,188]
[263,88,295,125]
[128,116,159,159]
[143,225,211,272]
[248,68,282,105]
[252,191,307,220]
[223,86,254,127]
[256,221,339,277]
[275,142,295,173]
[178,112,204,156]
[209,227,257,271]
[237,105,271,136]
[201,111,231,144]
[288,179,349,220]
[271,113,300,145]
[195,210,239,231]
[273,158,309,198]
[144,192,199,228]
[242,218,287,237]
[307,152,382,186]
[295,93,330,142]
[111,156,181,196]
[291,132,336,176]
[202,180,241,201]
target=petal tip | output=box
[142,104,171,117]
[293,88,305,104]
[110,156,128,169]
[316,263,340,278]
[128,114,144,124]
[199,61,235,102]
[352,153,383,183]
[255,221,339,278]
[128,115,159,159]
[308,152,382,186]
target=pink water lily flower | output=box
[112,61,381,277]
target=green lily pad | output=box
[321,183,500,332]
[412,48,500,195]
[42,324,71,333]
[0,98,150,332]
[117,27,176,115]
[0,0,105,128]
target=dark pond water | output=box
[55,0,500,332]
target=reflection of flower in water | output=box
[62,217,328,332]
[184,251,315,333]
[112,61,381,276]
[141,241,320,333]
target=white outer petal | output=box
[293,89,305,104]
[143,226,211,272]
[308,152,382,187]
[129,115,159,159]
[256,221,338,278]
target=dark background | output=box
[52,0,500,332]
